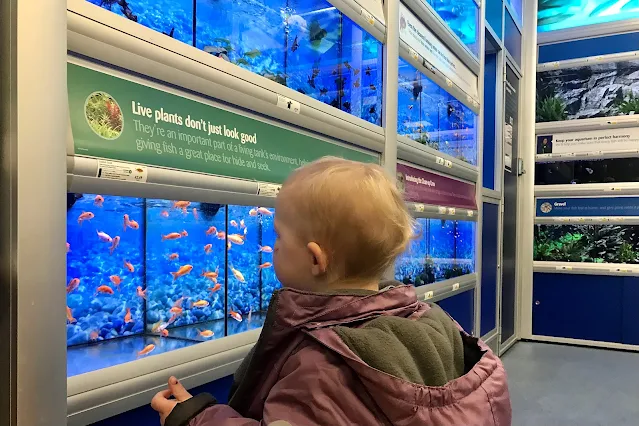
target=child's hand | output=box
[151,376,193,425]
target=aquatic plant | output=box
[85,92,123,139]
[536,95,568,122]
[442,264,472,280]
[614,91,639,115]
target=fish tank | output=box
[536,158,639,185]
[537,59,639,122]
[66,193,279,377]
[534,224,639,264]
[538,0,639,33]
[86,0,383,125]
[398,58,478,165]
[395,218,475,286]
[425,0,480,57]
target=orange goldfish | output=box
[170,264,193,281]
[151,320,167,333]
[110,275,122,288]
[192,300,209,308]
[216,231,226,240]
[162,232,182,241]
[66,242,70,253]
[181,230,188,237]
[96,230,113,243]
[78,211,94,225]
[249,208,258,216]
[167,314,179,325]
[228,234,245,245]
[240,219,246,229]
[173,201,191,210]
[258,262,272,269]
[230,310,243,323]
[227,242,232,251]
[96,285,114,295]
[167,253,179,261]
[192,208,199,221]
[124,307,133,323]
[123,214,130,231]
[124,259,134,272]
[137,286,147,300]
[258,245,273,253]
[204,243,213,254]
[67,278,80,293]
[137,344,155,357]
[110,235,120,254]
[173,296,188,308]
[161,329,169,337]
[94,195,104,207]
[208,283,221,294]
[127,219,140,230]
[161,210,169,218]
[257,207,272,216]
[170,306,183,315]
[230,220,239,228]
[205,226,217,236]
[201,267,219,282]
[230,266,245,283]
[198,329,214,338]
[89,330,99,341]
[66,306,76,323]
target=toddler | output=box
[152,157,512,426]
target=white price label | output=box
[577,217,585,222]
[96,160,147,183]
[424,291,434,300]
[361,9,375,25]
[466,94,473,103]
[448,207,456,215]
[594,55,604,61]
[435,156,445,165]
[611,267,631,273]
[444,160,453,168]
[438,206,447,214]
[414,203,425,212]
[452,283,460,291]
[555,266,572,271]
[467,210,474,217]
[409,47,419,61]
[551,61,560,68]
[276,95,301,114]
[257,182,281,197]
[605,187,621,191]
[445,78,453,88]
[473,100,479,108]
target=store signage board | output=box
[398,3,478,99]
[397,163,477,210]
[537,197,639,217]
[537,127,639,156]
[68,63,378,184]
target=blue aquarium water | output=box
[538,0,639,33]
[395,218,475,286]
[87,0,383,125]
[66,193,279,377]
[398,59,477,165]
[427,0,480,57]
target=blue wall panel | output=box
[622,277,639,345]
[539,32,639,63]
[90,374,234,426]
[483,53,497,190]
[438,289,475,334]
[481,203,499,336]
[532,273,623,343]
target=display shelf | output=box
[401,0,480,73]
[413,273,477,303]
[536,116,639,135]
[534,216,639,226]
[538,50,639,72]
[397,135,479,183]
[535,183,639,198]
[327,0,386,41]
[407,201,478,221]
[538,18,639,46]
[482,188,501,203]
[67,0,385,155]
[533,261,639,277]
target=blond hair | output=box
[280,156,415,282]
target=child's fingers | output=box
[168,376,193,402]
[150,389,173,413]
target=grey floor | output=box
[502,342,639,426]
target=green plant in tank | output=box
[442,264,472,280]
[614,91,639,115]
[589,225,627,263]
[616,241,638,264]
[415,255,436,285]
[536,96,568,122]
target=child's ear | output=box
[307,242,328,276]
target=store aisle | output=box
[502,342,639,426]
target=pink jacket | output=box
[166,285,512,426]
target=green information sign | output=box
[68,63,378,184]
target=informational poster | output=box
[397,163,477,210]
[537,197,639,217]
[537,127,639,156]
[398,3,478,99]
[68,63,378,184]
[504,121,513,171]
[504,69,518,173]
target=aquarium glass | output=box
[534,224,639,264]
[537,59,639,122]
[536,158,639,185]
[504,11,521,67]
[486,0,503,38]
[395,218,476,286]
[538,0,639,33]
[506,0,522,26]
[426,0,480,57]
[397,59,478,165]
[87,0,383,125]
[66,193,278,377]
